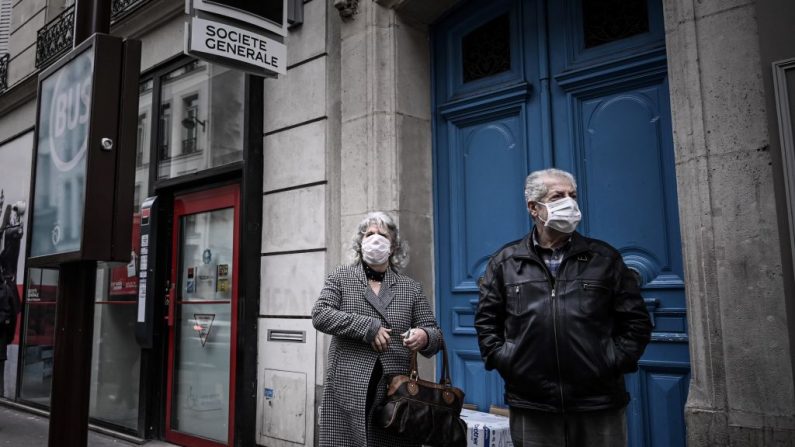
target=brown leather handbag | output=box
[374,342,467,447]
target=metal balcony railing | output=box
[112,0,151,23]
[181,137,200,155]
[0,54,8,92]
[35,5,74,70]
[32,0,150,74]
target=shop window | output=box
[137,79,152,197]
[155,59,245,179]
[136,114,147,167]
[19,268,58,406]
[582,0,649,48]
[158,103,172,161]
[0,131,34,399]
[461,14,511,83]
[181,93,202,156]
[88,262,142,430]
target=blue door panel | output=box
[432,1,689,444]
[642,365,689,447]
[579,84,677,285]
[439,0,524,102]
[651,308,687,333]
[440,102,530,412]
[453,350,506,409]
[456,118,528,287]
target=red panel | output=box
[165,184,240,447]
[12,285,22,344]
[109,212,141,297]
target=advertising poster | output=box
[0,131,34,397]
[0,131,33,308]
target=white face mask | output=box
[537,197,581,234]
[361,234,391,265]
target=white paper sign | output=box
[137,279,147,323]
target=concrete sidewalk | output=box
[0,404,176,446]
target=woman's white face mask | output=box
[361,234,391,265]
[537,197,582,234]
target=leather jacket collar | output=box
[511,228,592,264]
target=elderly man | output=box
[475,168,652,447]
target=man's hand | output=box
[371,327,392,352]
[402,328,428,351]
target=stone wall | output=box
[7,0,46,87]
[663,0,795,444]
[258,0,338,444]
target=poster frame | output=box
[27,34,123,267]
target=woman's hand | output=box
[402,328,428,351]
[371,327,392,352]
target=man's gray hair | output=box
[524,168,577,203]
[350,211,409,269]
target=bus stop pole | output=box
[47,262,98,447]
[47,1,110,446]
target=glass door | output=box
[165,184,239,447]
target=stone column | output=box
[334,0,444,378]
[336,1,434,297]
[663,0,795,444]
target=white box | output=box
[461,409,514,447]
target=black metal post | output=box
[47,261,97,447]
[73,0,110,44]
[47,1,111,446]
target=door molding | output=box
[165,183,240,447]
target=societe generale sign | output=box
[188,16,286,75]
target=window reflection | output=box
[89,263,141,430]
[157,60,244,179]
[19,268,58,406]
[159,103,172,161]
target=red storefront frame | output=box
[164,184,240,447]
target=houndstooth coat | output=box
[312,263,442,447]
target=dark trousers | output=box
[509,406,627,447]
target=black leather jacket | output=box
[475,230,652,412]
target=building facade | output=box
[0,0,793,446]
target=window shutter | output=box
[0,0,10,55]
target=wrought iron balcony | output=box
[159,143,170,161]
[0,54,8,92]
[181,137,200,155]
[112,0,151,23]
[35,5,74,70]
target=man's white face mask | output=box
[538,197,582,234]
[361,234,391,265]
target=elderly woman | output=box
[312,211,442,446]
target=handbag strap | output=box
[408,337,453,387]
[440,338,452,386]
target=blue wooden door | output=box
[432,1,690,446]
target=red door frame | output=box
[164,184,240,447]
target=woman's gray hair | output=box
[350,211,409,269]
[524,168,577,203]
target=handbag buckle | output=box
[409,370,418,381]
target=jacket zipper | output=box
[582,282,609,292]
[521,248,588,413]
[550,284,566,414]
